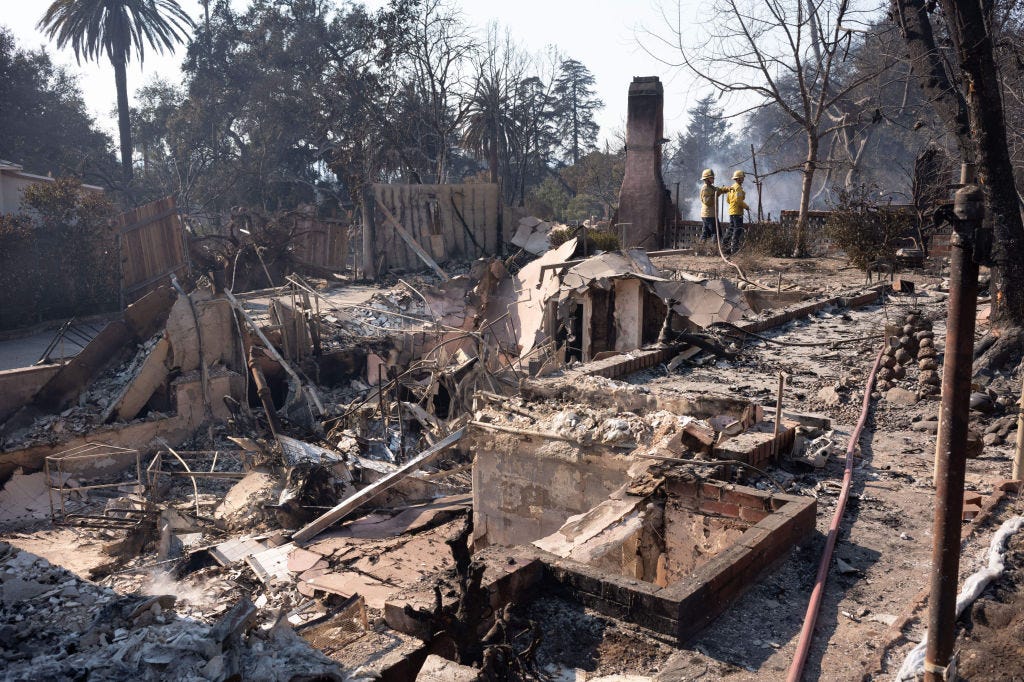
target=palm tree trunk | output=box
[488,138,499,185]
[113,56,134,183]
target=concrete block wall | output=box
[471,432,637,548]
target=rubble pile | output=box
[5,233,1015,680]
[1,334,167,447]
[0,542,344,681]
[334,289,433,335]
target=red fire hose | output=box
[786,345,885,681]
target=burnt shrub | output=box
[824,184,908,269]
[744,220,796,257]
[547,226,621,254]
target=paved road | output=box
[0,322,103,372]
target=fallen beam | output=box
[292,426,466,544]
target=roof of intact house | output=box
[0,160,104,193]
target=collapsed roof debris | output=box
[0,542,344,681]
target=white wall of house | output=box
[0,162,104,214]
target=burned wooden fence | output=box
[372,183,500,273]
[114,197,189,305]
[288,215,349,271]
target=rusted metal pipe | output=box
[786,344,884,682]
[248,348,282,438]
[925,165,982,681]
[1013,373,1024,480]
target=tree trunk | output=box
[793,132,818,257]
[893,0,1024,370]
[359,183,378,281]
[891,0,972,161]
[937,0,1024,328]
[487,137,499,185]
[112,56,134,184]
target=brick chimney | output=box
[616,77,667,249]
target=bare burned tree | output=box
[643,0,891,255]
[891,0,1024,369]
[403,0,479,183]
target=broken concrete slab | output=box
[0,414,193,484]
[172,368,243,424]
[107,336,170,422]
[214,471,281,531]
[534,496,644,558]
[0,364,60,423]
[209,537,269,566]
[247,542,295,584]
[417,654,483,681]
[300,570,394,609]
[0,469,52,525]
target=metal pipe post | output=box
[773,372,785,457]
[1014,373,1024,480]
[925,164,982,681]
[248,348,283,438]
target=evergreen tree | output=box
[551,58,602,165]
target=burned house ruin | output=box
[1,72,1017,682]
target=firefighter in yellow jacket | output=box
[698,169,727,242]
[724,170,751,253]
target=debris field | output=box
[1,240,1021,682]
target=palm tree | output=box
[462,72,509,187]
[38,0,194,184]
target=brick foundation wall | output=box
[543,478,816,641]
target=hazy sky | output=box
[4,0,711,144]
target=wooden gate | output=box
[114,197,189,305]
[289,215,349,270]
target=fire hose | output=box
[786,343,885,681]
